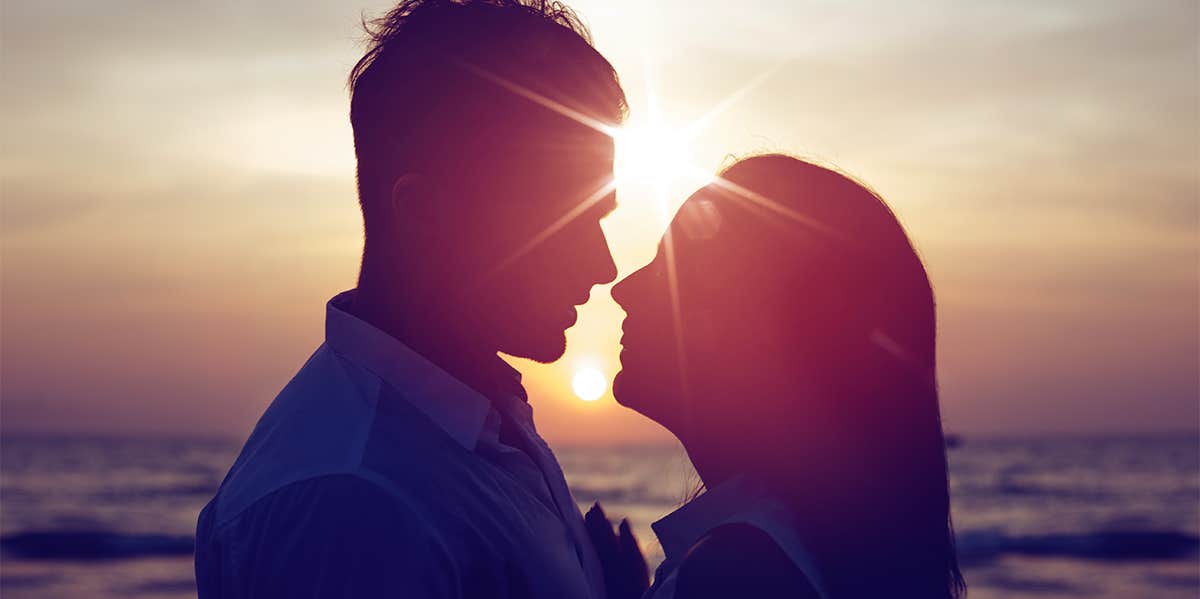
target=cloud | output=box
[0,0,1196,436]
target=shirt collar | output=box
[653,476,829,598]
[324,289,494,451]
[651,475,769,561]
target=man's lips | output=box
[561,294,590,327]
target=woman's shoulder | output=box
[674,522,821,599]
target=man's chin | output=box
[499,331,567,365]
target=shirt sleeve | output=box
[221,473,459,599]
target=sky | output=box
[1,0,1197,443]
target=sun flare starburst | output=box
[460,58,811,403]
[613,122,692,186]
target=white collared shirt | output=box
[195,290,606,599]
[646,476,828,599]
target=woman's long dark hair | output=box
[712,155,966,598]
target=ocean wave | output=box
[992,480,1115,501]
[119,577,198,594]
[567,484,680,506]
[956,529,1200,563]
[1,531,194,560]
[88,481,219,502]
[7,527,1193,565]
[0,572,63,589]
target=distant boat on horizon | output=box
[945,433,963,449]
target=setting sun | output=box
[614,122,692,186]
[571,366,607,402]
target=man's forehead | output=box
[545,115,614,145]
[554,127,614,158]
[499,127,612,163]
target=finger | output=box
[588,501,609,523]
[585,502,619,558]
[617,519,643,563]
[618,519,650,588]
[585,503,614,538]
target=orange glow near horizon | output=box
[1,0,1196,442]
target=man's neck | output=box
[350,279,505,397]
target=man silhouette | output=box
[195,1,626,597]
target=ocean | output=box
[1,435,1197,598]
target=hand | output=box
[585,502,650,599]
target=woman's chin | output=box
[611,369,631,407]
[611,370,648,413]
[612,370,670,424]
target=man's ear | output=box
[388,172,448,237]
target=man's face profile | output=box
[468,125,618,363]
[345,1,627,365]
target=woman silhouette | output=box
[591,155,966,598]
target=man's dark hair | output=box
[348,0,627,223]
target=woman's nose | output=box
[611,263,649,309]
[610,272,633,308]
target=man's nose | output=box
[583,224,617,287]
[594,246,617,286]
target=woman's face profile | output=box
[611,186,781,437]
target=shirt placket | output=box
[494,394,607,599]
